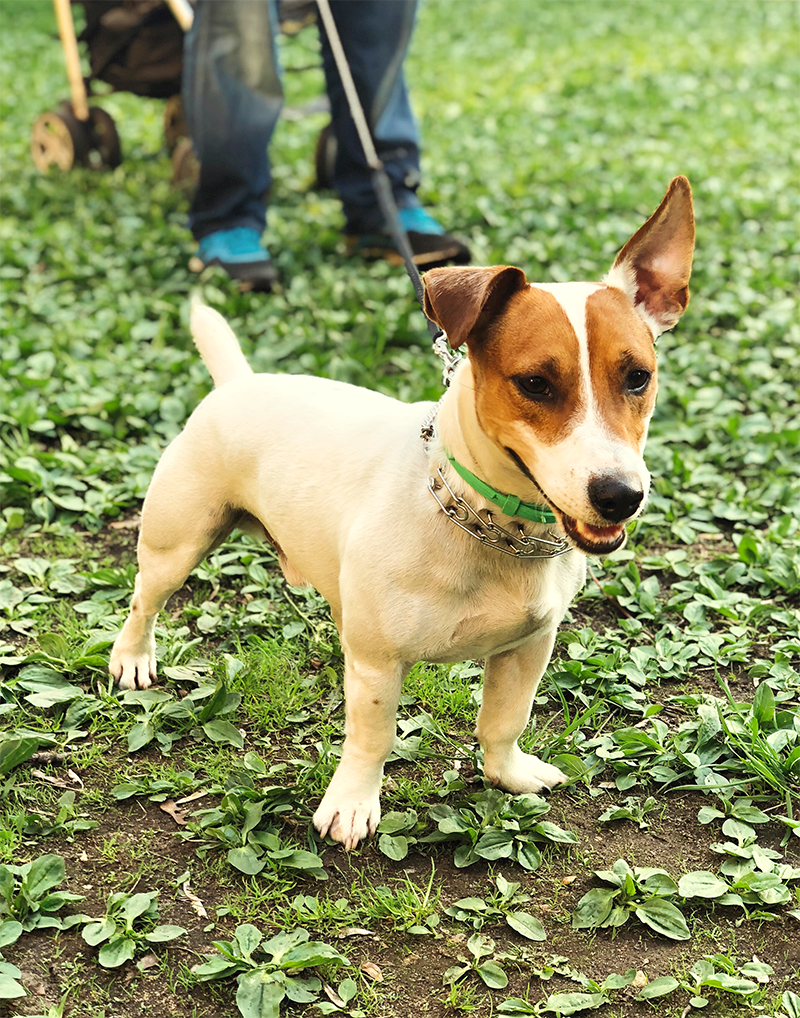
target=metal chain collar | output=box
[428,466,571,559]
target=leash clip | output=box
[420,331,463,442]
[432,329,463,387]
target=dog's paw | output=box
[109,639,156,690]
[313,787,381,851]
[485,748,568,795]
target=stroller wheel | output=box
[314,120,337,191]
[171,136,199,191]
[87,107,122,170]
[31,108,81,171]
[30,102,121,172]
[164,95,187,153]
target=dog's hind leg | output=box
[478,632,568,794]
[109,439,234,690]
[313,651,407,850]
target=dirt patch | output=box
[5,786,797,1017]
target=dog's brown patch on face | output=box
[586,287,657,449]
[468,286,584,447]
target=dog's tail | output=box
[190,301,253,387]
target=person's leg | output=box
[318,0,419,232]
[318,0,470,266]
[182,0,282,287]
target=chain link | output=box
[419,399,441,443]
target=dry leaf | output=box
[401,954,420,967]
[159,800,188,826]
[633,970,647,989]
[30,770,71,789]
[138,953,159,972]
[182,880,208,919]
[360,961,383,982]
[67,769,83,787]
[175,790,209,805]
[323,984,345,1007]
[79,851,89,862]
[561,875,577,886]
[338,927,375,939]
[109,518,140,530]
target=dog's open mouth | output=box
[558,513,627,555]
[502,448,630,556]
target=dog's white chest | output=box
[441,604,546,660]
[415,555,583,664]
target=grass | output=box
[1,0,800,1016]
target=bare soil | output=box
[5,777,798,1017]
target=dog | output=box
[109,177,694,849]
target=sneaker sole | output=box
[189,256,280,293]
[346,238,469,268]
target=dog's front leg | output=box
[313,655,406,850]
[478,632,568,794]
[110,538,208,690]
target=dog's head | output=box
[423,177,694,556]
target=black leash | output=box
[366,168,436,339]
[316,0,462,383]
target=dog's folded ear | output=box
[422,265,528,349]
[605,176,695,338]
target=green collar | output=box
[446,454,557,525]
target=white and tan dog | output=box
[110,178,694,849]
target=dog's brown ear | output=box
[423,265,528,349]
[605,176,695,337]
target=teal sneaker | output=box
[194,227,280,292]
[348,207,471,268]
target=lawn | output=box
[1,1,799,1016]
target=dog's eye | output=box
[516,376,553,401]
[625,369,651,394]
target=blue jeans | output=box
[183,0,422,240]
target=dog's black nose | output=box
[588,475,643,523]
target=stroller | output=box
[30,0,330,185]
